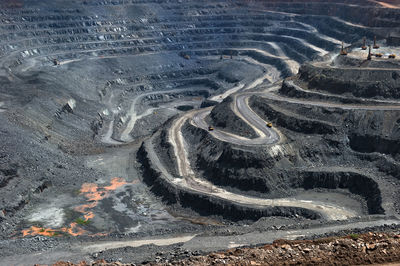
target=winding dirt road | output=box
[162,79,359,220]
[162,53,400,222]
[120,87,212,142]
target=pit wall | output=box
[345,110,400,156]
[298,171,384,215]
[349,134,400,157]
[298,64,400,99]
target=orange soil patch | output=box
[61,222,87,237]
[75,177,132,222]
[74,202,97,215]
[22,226,58,237]
[22,178,137,237]
[104,177,129,191]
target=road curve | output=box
[190,95,280,146]
[120,87,212,142]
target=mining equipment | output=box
[340,42,348,55]
[266,122,273,128]
[208,126,214,131]
[367,45,372,60]
[361,37,367,50]
[373,36,380,49]
[389,54,396,59]
[375,53,383,58]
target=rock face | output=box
[349,134,400,157]
[300,171,384,214]
[298,63,400,99]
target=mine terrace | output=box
[0,0,400,265]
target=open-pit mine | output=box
[1,0,400,265]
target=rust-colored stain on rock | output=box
[22,178,137,237]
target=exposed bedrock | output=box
[298,171,384,215]
[137,142,178,206]
[298,63,400,99]
[136,139,321,221]
[345,110,400,158]
[155,120,181,178]
[249,96,337,135]
[207,96,258,139]
[349,134,400,157]
[373,155,400,181]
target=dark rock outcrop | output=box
[300,171,384,214]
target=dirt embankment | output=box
[52,232,400,266]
